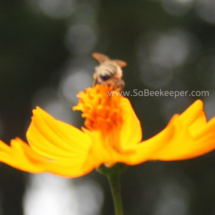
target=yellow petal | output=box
[86,130,133,167]
[119,98,142,149]
[0,138,45,173]
[148,100,215,160]
[27,107,92,159]
[87,126,165,167]
[0,138,95,178]
[41,155,95,178]
[176,99,206,133]
[25,107,96,177]
[121,125,175,165]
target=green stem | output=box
[97,164,126,215]
[107,172,124,215]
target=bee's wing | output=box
[92,53,110,64]
[113,60,127,68]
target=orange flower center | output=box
[73,85,123,132]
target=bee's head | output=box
[99,73,111,81]
[95,63,121,80]
[93,53,127,83]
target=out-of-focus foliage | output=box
[0,0,215,215]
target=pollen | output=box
[73,85,123,132]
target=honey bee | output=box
[92,53,127,90]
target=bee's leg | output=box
[92,79,96,86]
[116,79,125,90]
[92,74,98,86]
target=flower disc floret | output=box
[73,85,123,132]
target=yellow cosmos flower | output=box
[0,85,215,178]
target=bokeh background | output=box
[0,0,215,215]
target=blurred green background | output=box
[0,0,215,215]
